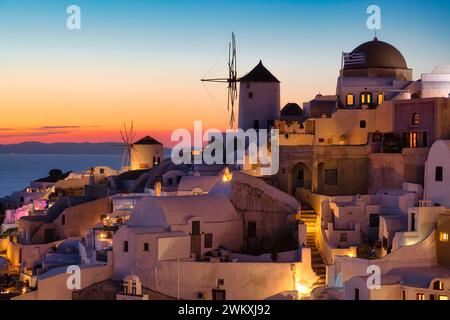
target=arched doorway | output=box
[289,162,312,195]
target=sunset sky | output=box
[1,0,449,146]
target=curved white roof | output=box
[428,140,450,159]
[127,193,239,228]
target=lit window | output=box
[438,295,448,300]
[412,113,420,125]
[416,293,426,300]
[360,92,372,105]
[346,94,355,107]
[143,243,149,252]
[377,93,384,105]
[440,232,449,242]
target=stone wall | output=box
[230,172,299,252]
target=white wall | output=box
[424,140,450,207]
[238,82,280,131]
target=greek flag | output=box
[343,52,366,67]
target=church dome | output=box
[344,37,408,70]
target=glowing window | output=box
[438,295,448,300]
[416,293,426,300]
[377,93,384,105]
[346,94,355,106]
[360,92,372,105]
[440,232,449,242]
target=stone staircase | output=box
[301,205,326,289]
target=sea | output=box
[0,154,122,197]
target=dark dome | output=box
[344,37,408,70]
[281,103,303,116]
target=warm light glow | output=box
[438,295,448,300]
[296,280,312,295]
[222,168,233,182]
[346,94,354,106]
[440,232,449,242]
[377,93,384,105]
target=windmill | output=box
[115,122,137,171]
[201,32,238,128]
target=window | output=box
[438,295,449,300]
[360,92,372,105]
[377,93,384,105]
[153,156,156,165]
[248,221,257,238]
[216,279,224,286]
[325,169,338,185]
[61,214,66,226]
[168,178,173,185]
[192,221,200,236]
[143,243,149,252]
[204,233,213,248]
[440,232,449,242]
[402,290,406,300]
[319,138,325,143]
[360,120,367,128]
[433,280,444,290]
[430,294,435,300]
[100,168,105,174]
[248,92,253,99]
[123,241,128,252]
[346,94,355,107]
[339,233,348,242]
[412,113,420,125]
[354,288,360,300]
[435,166,443,182]
[416,293,426,300]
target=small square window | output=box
[100,168,105,174]
[339,233,348,242]
[440,232,449,242]
[217,279,225,286]
[248,92,253,99]
[144,243,149,251]
[360,120,367,128]
[319,138,325,143]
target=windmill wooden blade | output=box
[201,32,239,129]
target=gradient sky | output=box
[0,0,449,146]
